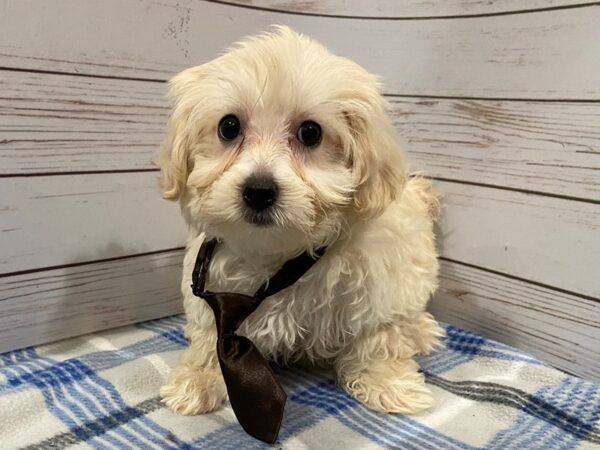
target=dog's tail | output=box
[406,174,441,222]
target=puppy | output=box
[159,26,443,417]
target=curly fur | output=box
[158,26,443,416]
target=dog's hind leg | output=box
[335,314,443,414]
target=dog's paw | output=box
[160,364,227,415]
[341,359,433,414]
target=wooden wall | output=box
[0,1,598,380]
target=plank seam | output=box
[0,247,185,279]
[0,66,165,83]
[201,0,600,20]
[430,177,600,205]
[440,257,600,304]
[0,175,596,207]
[384,94,600,103]
[2,67,599,103]
[0,169,160,178]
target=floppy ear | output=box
[345,96,407,219]
[158,66,206,200]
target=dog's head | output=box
[159,26,406,255]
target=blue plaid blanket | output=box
[1,315,599,449]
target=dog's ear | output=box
[344,94,407,219]
[158,66,206,200]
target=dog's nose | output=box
[242,175,279,211]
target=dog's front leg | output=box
[335,315,442,414]
[160,318,227,415]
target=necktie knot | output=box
[201,291,261,336]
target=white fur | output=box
[158,26,443,416]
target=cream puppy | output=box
[159,26,443,417]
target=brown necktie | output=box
[190,238,326,443]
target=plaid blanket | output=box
[1,315,598,449]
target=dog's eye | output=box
[218,114,241,141]
[297,121,322,147]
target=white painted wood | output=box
[0,250,184,353]
[2,172,597,301]
[436,180,600,299]
[0,71,168,174]
[0,0,597,377]
[3,71,598,203]
[227,0,596,17]
[392,98,600,201]
[1,1,599,98]
[0,244,596,381]
[430,260,600,381]
[0,173,186,274]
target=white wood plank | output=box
[2,71,598,202]
[0,250,184,353]
[1,246,597,379]
[226,0,596,17]
[430,260,599,381]
[0,173,186,274]
[0,71,168,174]
[1,1,599,98]
[5,174,595,301]
[393,98,600,201]
[436,180,600,299]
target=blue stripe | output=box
[88,366,191,449]
[418,348,473,374]
[45,357,191,449]
[0,328,186,396]
[135,323,188,346]
[292,385,424,449]
[2,315,598,449]
[42,360,135,450]
[6,348,189,449]
[61,366,140,449]
[0,347,35,366]
[64,363,161,449]
[280,365,474,450]
[291,377,475,450]
[487,375,600,449]
[20,356,119,450]
[194,377,370,449]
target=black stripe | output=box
[21,397,165,450]
[201,0,600,21]
[425,372,600,443]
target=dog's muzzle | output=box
[241,174,279,225]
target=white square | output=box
[0,387,68,448]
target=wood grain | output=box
[1,0,598,377]
[1,1,599,98]
[2,171,597,303]
[0,173,186,275]
[2,71,598,202]
[2,242,595,381]
[436,180,600,299]
[0,71,168,174]
[0,249,184,353]
[392,98,600,201]
[224,0,598,18]
[430,260,599,381]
